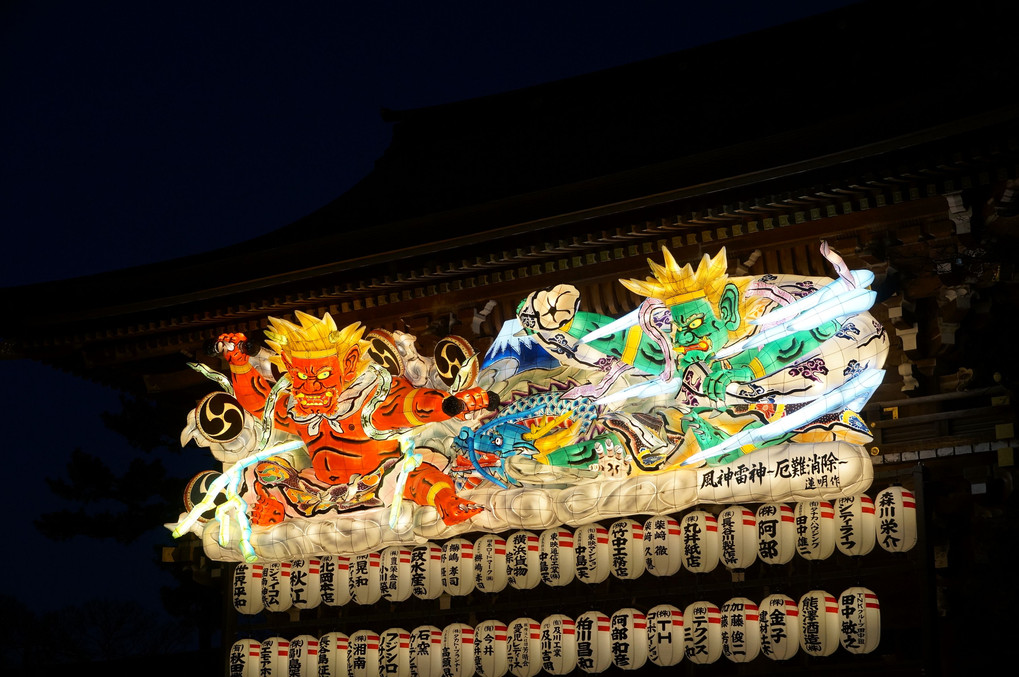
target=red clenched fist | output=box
[432,486,484,526]
[216,332,250,367]
[251,482,285,526]
[452,387,491,417]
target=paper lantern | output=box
[507,617,542,677]
[574,611,613,674]
[409,626,443,677]
[645,604,683,667]
[506,531,541,590]
[838,587,881,654]
[317,632,349,677]
[758,594,800,660]
[474,534,508,594]
[350,551,383,605]
[798,590,840,657]
[290,558,322,609]
[227,638,260,677]
[378,627,411,677]
[608,608,648,671]
[540,614,577,675]
[642,515,682,577]
[411,543,443,600]
[794,500,835,561]
[258,637,289,677]
[539,527,576,587]
[441,538,476,597]
[348,630,381,677]
[261,562,293,613]
[834,495,877,556]
[231,563,264,615]
[474,619,509,677]
[875,485,918,552]
[381,546,414,602]
[574,523,610,584]
[756,503,795,565]
[441,623,475,677]
[682,601,722,664]
[608,519,646,580]
[680,511,720,573]
[720,597,761,663]
[319,555,351,607]
[718,506,758,570]
[287,635,319,677]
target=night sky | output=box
[1,0,859,650]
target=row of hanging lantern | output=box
[229,587,880,676]
[233,487,915,614]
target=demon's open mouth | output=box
[674,338,711,355]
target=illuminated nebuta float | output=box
[172,242,887,562]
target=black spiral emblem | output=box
[434,335,476,389]
[183,470,226,522]
[197,391,245,443]
[365,329,404,377]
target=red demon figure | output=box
[217,311,490,526]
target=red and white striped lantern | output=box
[381,547,413,603]
[290,558,322,610]
[574,610,613,674]
[756,503,796,565]
[231,563,264,615]
[378,627,411,677]
[758,594,800,660]
[319,555,351,607]
[506,531,541,590]
[261,562,293,613]
[875,485,918,553]
[317,632,349,677]
[645,604,683,667]
[258,637,290,677]
[720,597,761,663]
[642,515,683,577]
[539,527,576,587]
[540,614,577,675]
[834,495,877,557]
[350,551,383,605]
[506,617,542,677]
[348,630,381,677]
[227,638,260,677]
[287,635,319,677]
[573,523,610,584]
[797,590,840,657]
[474,619,509,677]
[442,623,475,677]
[718,506,757,570]
[609,608,648,671]
[680,511,720,573]
[409,626,443,677]
[794,500,835,561]
[411,543,443,600]
[474,534,508,593]
[441,538,476,597]
[838,587,881,654]
[608,519,645,580]
[682,601,722,664]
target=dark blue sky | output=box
[0,0,858,641]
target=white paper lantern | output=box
[290,558,323,609]
[319,555,351,607]
[474,534,508,594]
[875,485,918,552]
[442,623,476,677]
[409,626,443,677]
[838,586,881,654]
[608,519,646,580]
[642,515,683,577]
[574,610,613,674]
[718,506,758,570]
[474,619,509,677]
[287,634,319,677]
[756,503,796,565]
[411,543,443,600]
[506,531,541,590]
[348,630,381,677]
[261,562,293,613]
[506,617,542,677]
[720,597,761,663]
[574,523,610,584]
[794,500,835,560]
[609,608,648,671]
[680,511,720,573]
[539,528,576,587]
[540,614,577,675]
[834,495,877,556]
[378,627,411,677]
[317,632,349,677]
[350,551,383,605]
[381,546,414,602]
[645,604,683,667]
[798,590,840,657]
[758,594,800,660]
[227,638,260,677]
[441,538,476,597]
[231,563,265,615]
[682,601,722,664]
[258,637,290,677]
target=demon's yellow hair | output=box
[264,310,367,369]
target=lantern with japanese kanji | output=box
[756,503,795,565]
[231,563,265,615]
[348,630,381,677]
[608,518,646,580]
[410,543,443,600]
[875,485,918,553]
[442,538,476,596]
[539,527,576,587]
[506,530,541,590]
[680,511,720,573]
[646,604,684,667]
[540,614,577,675]
[349,551,382,605]
[609,608,648,671]
[287,635,319,677]
[507,617,542,677]
[227,638,260,677]
[838,586,881,654]
[261,562,293,613]
[794,500,835,561]
[718,506,758,571]
[408,626,443,677]
[798,590,840,657]
[319,555,351,607]
[474,533,509,593]
[642,515,683,577]
[683,601,722,664]
[442,623,476,677]
[378,627,411,677]
[474,619,509,677]
[317,632,349,677]
[574,523,610,584]
[834,494,877,557]
[258,637,290,677]
[758,594,800,660]
[574,610,613,674]
[720,597,761,663]
[381,546,413,602]
[290,558,323,609]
